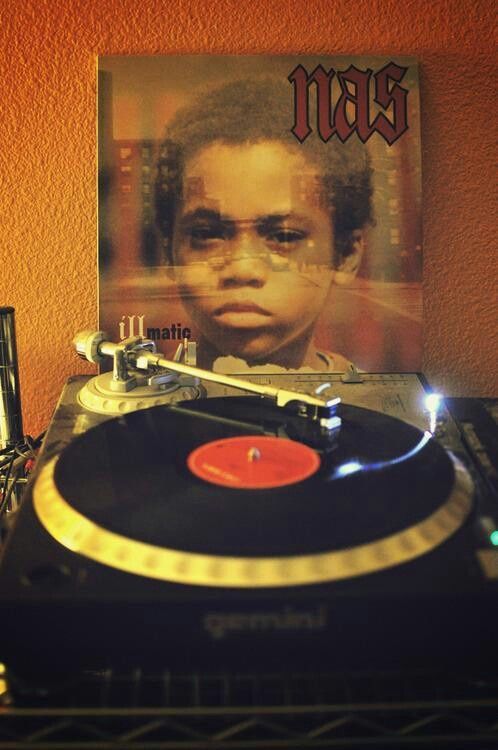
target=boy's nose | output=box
[218,233,270,287]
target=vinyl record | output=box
[33,397,473,587]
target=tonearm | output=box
[73,330,341,435]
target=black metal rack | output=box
[2,668,498,748]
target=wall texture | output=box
[0,0,496,436]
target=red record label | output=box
[187,435,320,489]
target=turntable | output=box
[0,331,497,683]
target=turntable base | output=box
[0,379,497,680]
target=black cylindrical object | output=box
[0,307,24,449]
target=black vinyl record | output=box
[31,396,473,589]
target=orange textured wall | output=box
[0,0,496,436]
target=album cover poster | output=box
[98,56,422,373]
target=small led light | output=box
[490,530,498,547]
[425,393,443,412]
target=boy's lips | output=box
[212,302,273,328]
[214,302,272,316]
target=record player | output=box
[0,331,497,685]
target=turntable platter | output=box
[33,397,473,587]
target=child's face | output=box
[172,141,335,364]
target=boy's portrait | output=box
[99,56,422,373]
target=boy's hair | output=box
[155,77,373,265]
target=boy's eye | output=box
[267,229,307,245]
[189,224,226,244]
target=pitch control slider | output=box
[74,331,341,432]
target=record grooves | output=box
[32,398,474,588]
